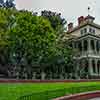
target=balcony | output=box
[76,51,100,59]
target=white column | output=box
[88,59,92,75]
[72,42,74,48]
[94,40,97,54]
[88,39,91,53]
[24,73,28,79]
[32,72,36,79]
[41,71,45,80]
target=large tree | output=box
[0,0,15,8]
[0,8,16,77]
[8,10,56,79]
[0,8,75,79]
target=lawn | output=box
[0,82,100,100]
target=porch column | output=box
[24,73,28,79]
[32,72,36,79]
[88,59,92,75]
[72,42,74,48]
[41,71,45,80]
[94,40,97,54]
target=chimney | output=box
[78,16,85,25]
[68,22,73,31]
[85,15,95,23]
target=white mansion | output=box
[65,15,100,78]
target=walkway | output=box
[89,98,100,100]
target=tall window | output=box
[84,28,87,33]
[85,60,88,72]
[97,61,100,74]
[89,28,92,33]
[97,60,100,74]
[78,42,82,51]
[92,60,96,73]
[80,28,87,35]
[84,40,88,51]
[91,40,95,50]
[81,30,83,35]
[96,41,99,52]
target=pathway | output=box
[88,98,100,100]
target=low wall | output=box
[0,79,100,83]
[53,91,100,100]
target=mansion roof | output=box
[67,15,100,34]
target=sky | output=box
[15,0,100,26]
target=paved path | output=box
[88,98,100,100]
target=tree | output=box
[41,10,67,35]
[8,10,56,79]
[0,0,15,8]
[0,8,75,79]
[0,8,15,76]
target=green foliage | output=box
[41,10,67,34]
[0,8,74,79]
[0,8,16,66]
[9,10,56,63]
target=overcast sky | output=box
[15,0,100,25]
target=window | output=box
[91,40,95,50]
[92,60,96,73]
[84,28,87,33]
[89,28,95,34]
[84,40,88,51]
[81,28,87,35]
[89,28,92,33]
[93,29,95,33]
[81,30,83,35]
[96,41,99,52]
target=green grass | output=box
[0,82,100,100]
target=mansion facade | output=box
[65,15,100,78]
